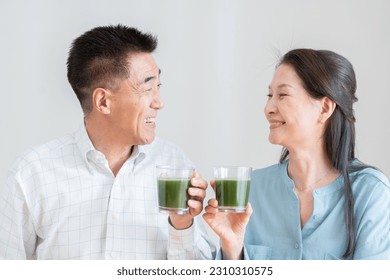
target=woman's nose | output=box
[264,98,277,116]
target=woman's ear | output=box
[319,96,336,123]
[92,88,111,114]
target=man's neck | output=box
[85,117,134,176]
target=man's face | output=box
[109,52,163,145]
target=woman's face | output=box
[264,63,324,151]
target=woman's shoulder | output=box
[350,165,390,230]
[350,165,389,189]
[349,165,390,204]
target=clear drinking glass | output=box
[156,165,194,215]
[214,166,252,213]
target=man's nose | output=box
[151,91,164,109]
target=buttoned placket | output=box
[290,185,304,259]
[104,157,138,259]
[300,188,323,259]
[311,189,321,222]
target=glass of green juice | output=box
[156,165,194,215]
[214,166,252,213]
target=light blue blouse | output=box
[244,161,390,259]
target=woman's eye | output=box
[279,93,287,98]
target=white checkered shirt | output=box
[0,125,216,259]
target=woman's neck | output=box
[287,148,338,192]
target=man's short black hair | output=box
[67,24,157,113]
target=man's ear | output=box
[319,96,336,123]
[92,88,111,114]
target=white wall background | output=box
[1,0,389,186]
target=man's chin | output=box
[141,134,156,145]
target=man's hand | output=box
[169,172,207,230]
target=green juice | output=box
[215,179,250,212]
[158,178,190,213]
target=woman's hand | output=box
[202,180,252,260]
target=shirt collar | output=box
[73,123,147,172]
[74,123,96,162]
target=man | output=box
[0,24,215,259]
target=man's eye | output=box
[142,83,162,94]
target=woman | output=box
[203,48,390,259]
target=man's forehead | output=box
[127,56,159,79]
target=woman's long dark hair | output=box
[278,49,368,258]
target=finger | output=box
[242,203,253,222]
[210,179,215,190]
[204,204,219,214]
[191,171,202,180]
[188,199,202,216]
[204,199,219,214]
[190,172,208,190]
[208,198,218,208]
[246,202,253,215]
[188,187,206,200]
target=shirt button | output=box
[315,190,320,195]
[313,215,317,220]
[294,243,299,249]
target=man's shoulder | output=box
[9,134,76,173]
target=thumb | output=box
[210,179,216,190]
[243,203,253,222]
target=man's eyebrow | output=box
[143,69,161,83]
